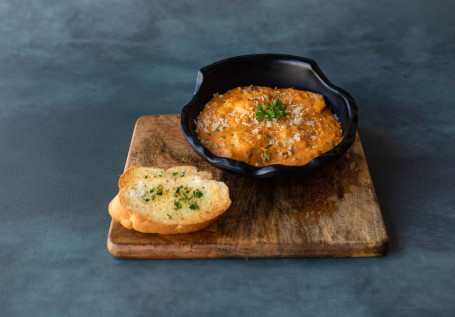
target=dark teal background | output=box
[1,0,454,316]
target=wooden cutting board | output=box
[107,115,388,258]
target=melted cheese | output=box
[195,86,342,167]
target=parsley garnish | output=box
[172,172,179,176]
[175,185,183,196]
[155,184,163,195]
[256,99,287,121]
[193,189,203,198]
[263,151,270,160]
[173,186,204,210]
[189,203,199,210]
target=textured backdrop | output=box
[1,0,454,315]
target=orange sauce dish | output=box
[195,86,342,167]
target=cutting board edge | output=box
[107,221,389,259]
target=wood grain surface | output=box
[107,115,388,258]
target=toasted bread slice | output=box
[109,175,230,234]
[118,166,213,189]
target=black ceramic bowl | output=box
[181,54,358,178]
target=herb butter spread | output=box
[195,86,342,167]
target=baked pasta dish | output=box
[195,86,342,167]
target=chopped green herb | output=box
[189,203,199,210]
[174,201,182,210]
[144,198,150,202]
[144,175,148,178]
[263,151,270,160]
[175,185,183,195]
[172,172,179,176]
[167,214,173,219]
[266,144,272,149]
[256,99,287,121]
[193,189,203,198]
